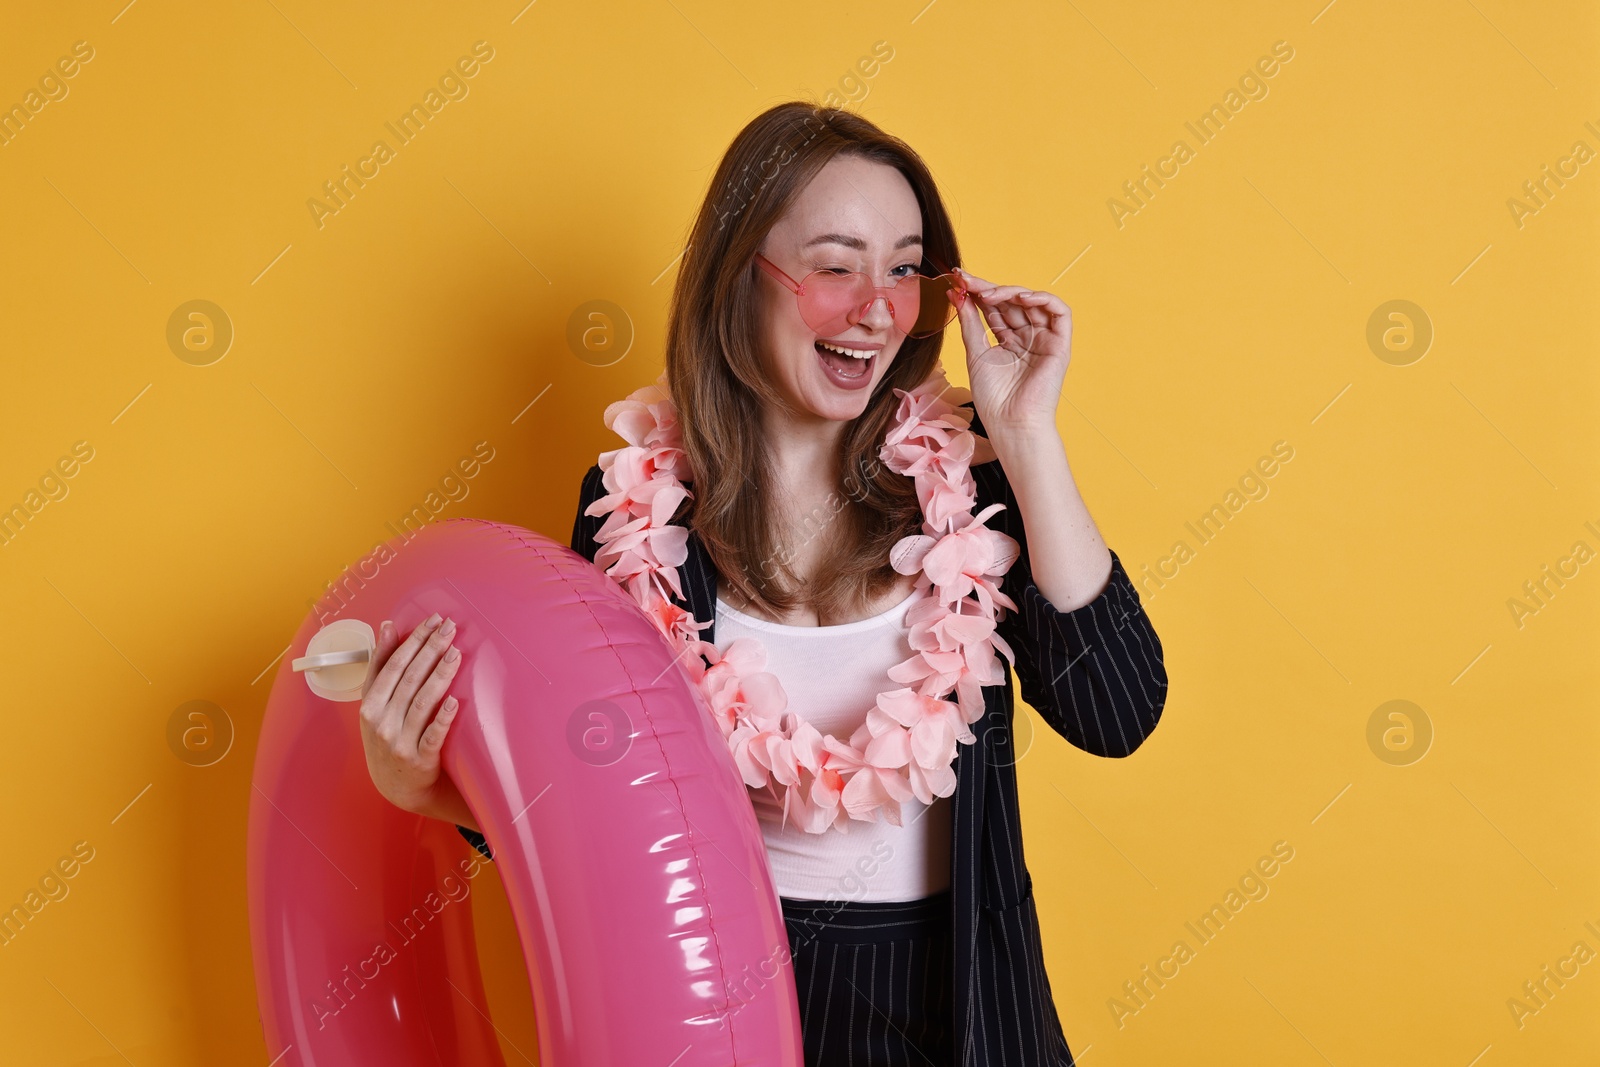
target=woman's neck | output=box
[759,403,848,497]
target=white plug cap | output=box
[291,619,375,702]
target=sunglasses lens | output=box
[908,274,961,338]
[798,272,874,335]
[795,270,963,338]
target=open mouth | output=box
[814,339,876,388]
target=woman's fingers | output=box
[402,639,462,747]
[367,612,441,712]
[371,620,400,681]
[1016,290,1070,316]
[977,287,1040,331]
[955,270,1055,345]
[953,278,996,360]
[390,616,454,724]
[960,273,1031,314]
[976,284,1032,306]
[359,617,416,736]
[417,695,460,757]
[956,267,999,292]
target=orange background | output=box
[0,1,1595,1063]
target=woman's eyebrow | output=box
[803,233,924,251]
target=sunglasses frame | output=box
[753,251,968,340]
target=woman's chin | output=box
[810,376,884,421]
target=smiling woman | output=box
[539,102,1163,1065]
[437,101,1168,1067]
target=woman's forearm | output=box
[987,423,1113,612]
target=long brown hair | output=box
[663,102,962,621]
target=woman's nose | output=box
[855,293,897,331]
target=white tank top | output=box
[713,584,953,902]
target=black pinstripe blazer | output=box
[460,404,1168,1066]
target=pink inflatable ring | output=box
[248,517,804,1066]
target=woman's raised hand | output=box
[951,266,1073,437]
[357,612,463,815]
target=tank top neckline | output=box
[714,584,924,636]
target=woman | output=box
[359,102,1168,1066]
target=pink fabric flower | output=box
[868,688,973,764]
[822,726,916,827]
[781,723,845,832]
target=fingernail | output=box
[425,612,442,627]
[445,645,459,662]
[439,617,456,636]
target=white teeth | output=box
[817,341,873,360]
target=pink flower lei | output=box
[587,364,1022,833]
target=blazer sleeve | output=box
[965,405,1169,757]
[457,463,611,861]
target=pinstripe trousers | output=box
[780,890,956,1067]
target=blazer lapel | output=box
[677,526,718,643]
